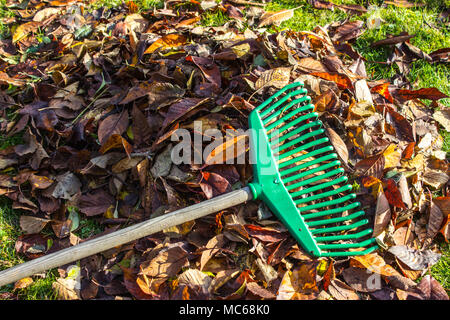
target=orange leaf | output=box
[397,87,448,101]
[362,176,381,188]
[401,142,415,159]
[385,179,406,209]
[204,134,248,165]
[350,253,402,277]
[371,82,393,103]
[310,72,353,90]
[144,34,187,54]
[99,134,133,158]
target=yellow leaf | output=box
[383,144,401,169]
[12,21,40,43]
[406,153,425,170]
[316,259,329,276]
[231,43,251,58]
[14,277,34,290]
[104,204,117,219]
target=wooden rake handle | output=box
[0,187,253,287]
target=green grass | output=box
[264,1,450,102]
[0,0,14,39]
[430,242,450,293]
[74,219,104,239]
[89,0,163,11]
[0,198,58,300]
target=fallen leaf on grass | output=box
[388,245,441,270]
[258,8,298,28]
[397,88,448,101]
[20,216,51,234]
[13,277,34,290]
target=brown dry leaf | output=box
[385,179,407,209]
[308,0,334,10]
[328,279,360,300]
[99,134,133,157]
[433,197,450,216]
[178,268,212,294]
[209,268,240,294]
[255,67,291,90]
[200,234,227,271]
[277,262,319,300]
[402,142,415,160]
[354,153,385,179]
[199,171,232,199]
[342,267,382,293]
[19,216,51,234]
[313,88,338,112]
[187,55,222,88]
[28,174,54,190]
[393,226,414,246]
[246,281,276,299]
[140,246,189,279]
[427,199,445,240]
[422,170,449,189]
[373,189,391,237]
[433,109,450,132]
[384,0,425,8]
[297,57,329,73]
[33,7,61,22]
[371,82,394,103]
[258,8,298,28]
[124,13,148,33]
[388,245,441,271]
[97,111,129,145]
[397,175,412,209]
[0,72,26,87]
[78,189,115,216]
[370,33,415,47]
[331,20,365,42]
[325,127,348,164]
[415,275,449,300]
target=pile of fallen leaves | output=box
[0,0,449,300]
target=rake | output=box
[0,82,377,287]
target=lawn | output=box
[0,0,449,299]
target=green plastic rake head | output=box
[247,82,378,257]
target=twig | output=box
[70,86,108,125]
[227,0,266,7]
[129,150,154,158]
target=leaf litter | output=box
[0,0,448,300]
